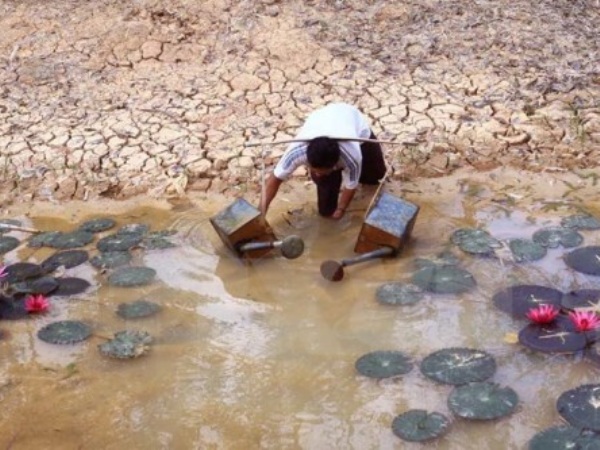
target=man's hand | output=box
[332,207,345,220]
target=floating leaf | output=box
[78,218,116,233]
[51,277,91,296]
[97,233,143,252]
[529,425,600,450]
[448,382,519,420]
[376,282,424,306]
[38,320,92,344]
[355,350,413,379]
[412,265,476,294]
[492,285,563,318]
[391,410,450,442]
[108,267,156,287]
[89,251,132,269]
[98,330,152,359]
[420,348,496,386]
[557,384,600,431]
[532,227,583,248]
[519,316,586,354]
[451,228,500,256]
[0,236,20,254]
[561,214,600,230]
[508,238,547,263]
[116,300,161,319]
[28,231,62,248]
[565,246,600,276]
[41,250,89,272]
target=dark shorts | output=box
[310,131,386,216]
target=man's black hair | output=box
[306,137,340,169]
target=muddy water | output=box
[0,168,599,449]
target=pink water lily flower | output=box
[569,310,600,332]
[25,294,49,314]
[0,265,7,279]
[526,304,560,324]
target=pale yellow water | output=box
[0,167,599,449]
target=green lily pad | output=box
[12,277,59,296]
[89,251,132,269]
[561,214,600,230]
[51,277,91,296]
[0,236,20,254]
[108,267,156,287]
[508,238,547,263]
[492,285,563,318]
[3,263,43,284]
[412,265,476,294]
[557,384,600,431]
[28,231,62,248]
[448,382,519,420]
[98,330,153,359]
[519,316,586,354]
[376,282,424,306]
[420,348,496,385]
[41,250,89,272]
[391,410,450,442]
[142,236,176,250]
[451,228,501,256]
[529,425,600,450]
[47,230,94,249]
[78,218,116,233]
[37,320,92,344]
[0,297,28,320]
[355,350,413,379]
[97,233,143,252]
[562,289,600,311]
[532,227,584,248]
[565,246,600,276]
[116,300,161,319]
[117,224,149,236]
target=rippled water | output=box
[0,169,599,449]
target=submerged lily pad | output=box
[12,277,59,296]
[142,236,176,250]
[97,233,143,252]
[52,277,91,296]
[448,382,519,420]
[562,289,600,311]
[391,410,450,442]
[561,214,600,230]
[117,224,149,236]
[508,238,547,263]
[41,250,89,272]
[116,300,161,319]
[37,320,92,344]
[0,236,20,254]
[412,265,476,294]
[451,228,501,256]
[28,231,62,248]
[376,282,424,306]
[529,425,600,450]
[532,227,584,248]
[98,330,153,359]
[89,251,132,269]
[108,267,156,287]
[557,384,600,431]
[420,348,496,386]
[78,218,116,233]
[519,316,586,354]
[565,246,600,276]
[47,231,94,249]
[492,285,563,318]
[3,263,43,283]
[355,350,413,379]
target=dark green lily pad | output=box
[78,218,116,233]
[97,233,143,252]
[492,285,563,318]
[519,316,586,353]
[451,228,501,256]
[376,282,424,306]
[41,250,89,272]
[0,298,28,320]
[561,214,600,230]
[412,265,476,294]
[448,382,519,420]
[117,224,149,236]
[3,263,43,283]
[420,348,496,386]
[47,230,94,249]
[565,246,600,276]
[37,320,92,344]
[355,350,413,379]
[529,425,600,450]
[89,251,132,269]
[414,252,461,270]
[562,289,600,311]
[508,238,547,263]
[557,384,600,432]
[533,227,584,249]
[28,231,62,248]
[108,267,156,287]
[142,236,176,250]
[51,277,91,296]
[98,330,153,359]
[12,277,59,296]
[0,236,20,254]
[391,410,450,442]
[116,300,161,319]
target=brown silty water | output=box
[0,167,599,449]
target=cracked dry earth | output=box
[0,0,599,205]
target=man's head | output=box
[306,137,340,174]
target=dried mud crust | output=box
[0,0,598,205]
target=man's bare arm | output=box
[260,174,283,216]
[332,187,356,219]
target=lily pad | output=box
[12,277,59,296]
[391,410,450,442]
[142,236,176,250]
[117,224,149,236]
[562,289,600,311]
[3,263,43,283]
[508,238,547,263]
[108,267,156,287]
[532,227,584,248]
[412,265,476,294]
[565,246,600,276]
[51,277,91,296]
[451,228,501,256]
[28,231,62,248]
[41,250,89,272]
[561,214,600,230]
[529,425,600,450]
[492,285,563,318]
[519,316,586,353]
[0,298,28,320]
[448,382,519,420]
[89,251,132,269]
[47,230,94,249]
[0,236,20,254]
[78,218,116,233]
[98,330,153,359]
[97,233,143,252]
[557,384,600,431]
[421,348,496,385]
[414,252,461,270]
[376,282,424,306]
[116,300,161,319]
[355,350,413,379]
[37,320,92,344]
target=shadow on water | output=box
[0,168,599,449]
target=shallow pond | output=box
[0,167,599,449]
